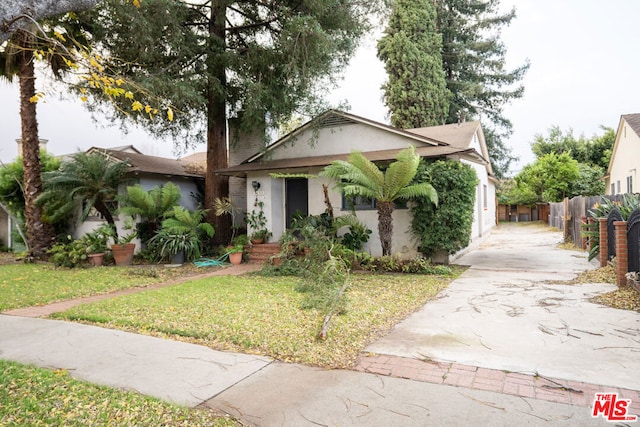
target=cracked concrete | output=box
[365,223,640,391]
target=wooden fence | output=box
[549,195,624,247]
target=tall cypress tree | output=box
[377,0,450,128]
[435,0,529,177]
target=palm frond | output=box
[383,146,420,199]
[396,182,438,206]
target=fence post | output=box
[562,197,571,243]
[599,217,608,268]
[614,220,628,286]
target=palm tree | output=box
[118,183,181,244]
[321,145,438,256]
[1,17,86,258]
[37,151,129,235]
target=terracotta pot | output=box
[272,256,283,266]
[229,251,242,265]
[87,253,105,267]
[251,238,264,245]
[111,243,135,266]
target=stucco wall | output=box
[247,169,420,257]
[606,119,640,195]
[269,123,423,160]
[72,175,203,250]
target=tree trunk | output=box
[17,29,54,259]
[204,3,231,245]
[377,201,394,256]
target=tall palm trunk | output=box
[377,201,394,256]
[204,3,231,245]
[17,29,54,259]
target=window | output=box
[611,183,616,195]
[617,180,621,194]
[627,176,633,194]
[342,194,376,210]
[483,185,488,210]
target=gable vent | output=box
[319,114,358,128]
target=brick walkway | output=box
[355,354,640,413]
[2,263,262,318]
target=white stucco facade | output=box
[606,115,640,195]
[234,111,496,259]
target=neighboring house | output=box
[73,147,205,242]
[216,110,496,260]
[605,113,640,196]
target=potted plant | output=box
[82,226,111,267]
[246,201,271,244]
[111,231,137,266]
[148,229,198,265]
[147,207,215,265]
[227,244,244,265]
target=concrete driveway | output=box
[366,223,640,391]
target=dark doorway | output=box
[286,178,308,229]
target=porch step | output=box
[246,243,281,264]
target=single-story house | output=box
[216,109,497,260]
[73,146,205,243]
[604,113,640,195]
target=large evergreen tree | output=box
[76,0,380,244]
[435,0,529,177]
[377,0,450,128]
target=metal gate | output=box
[628,208,640,272]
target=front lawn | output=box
[0,263,218,312]
[53,271,460,368]
[0,360,236,426]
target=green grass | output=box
[53,270,462,368]
[0,263,208,312]
[0,359,237,426]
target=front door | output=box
[285,178,308,229]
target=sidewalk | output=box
[0,315,612,426]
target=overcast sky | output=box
[1,0,639,175]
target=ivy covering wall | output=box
[411,159,478,257]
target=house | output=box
[605,113,640,195]
[73,147,205,242]
[216,110,497,260]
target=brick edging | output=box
[355,354,640,412]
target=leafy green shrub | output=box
[411,159,478,257]
[147,207,214,262]
[339,221,372,251]
[48,237,88,268]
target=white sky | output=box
[1,0,639,176]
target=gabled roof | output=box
[87,147,204,179]
[243,109,448,164]
[215,110,492,177]
[406,121,481,149]
[216,146,483,176]
[622,114,640,138]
